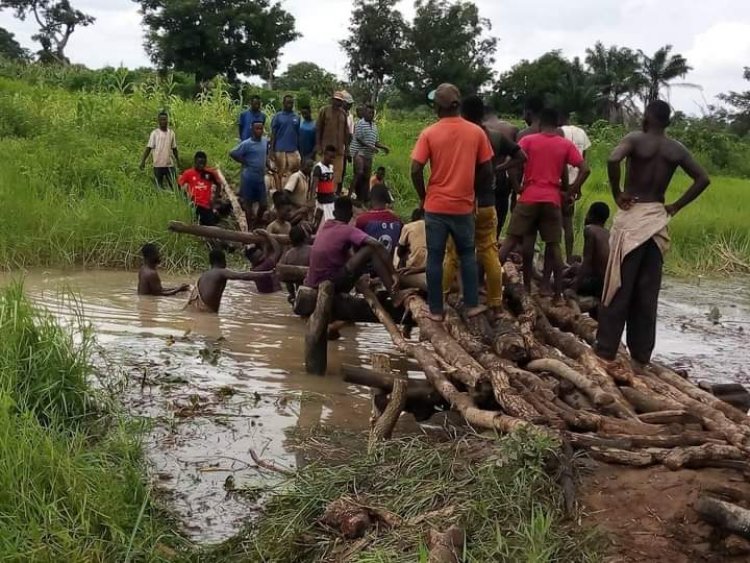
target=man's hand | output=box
[664,203,679,217]
[615,192,637,210]
[139,161,146,171]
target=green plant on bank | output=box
[197,431,600,562]
[0,283,184,560]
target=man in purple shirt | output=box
[304,197,396,293]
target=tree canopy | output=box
[638,45,692,107]
[719,67,750,136]
[0,26,29,61]
[275,62,339,98]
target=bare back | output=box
[623,132,687,203]
[138,266,160,295]
[197,269,228,313]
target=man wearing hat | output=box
[410,83,495,322]
[316,92,351,195]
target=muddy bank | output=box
[10,270,750,543]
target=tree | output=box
[0,0,94,63]
[585,42,645,123]
[134,0,299,84]
[0,26,29,61]
[340,0,407,103]
[395,0,496,104]
[719,67,750,136]
[551,58,598,123]
[638,45,692,107]
[275,62,339,97]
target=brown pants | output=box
[595,238,663,364]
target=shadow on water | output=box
[6,270,750,543]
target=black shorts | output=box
[507,202,562,243]
[331,267,359,294]
[562,199,575,218]
[577,275,604,298]
[195,206,219,226]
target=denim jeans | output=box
[425,212,479,314]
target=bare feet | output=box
[421,306,444,322]
[466,305,488,318]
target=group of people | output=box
[139,80,712,368]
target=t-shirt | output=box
[299,118,316,158]
[316,106,348,154]
[230,137,269,183]
[350,119,379,158]
[561,125,592,183]
[304,220,370,288]
[476,128,521,207]
[313,161,335,204]
[252,256,281,294]
[239,109,267,141]
[178,167,222,209]
[411,117,494,215]
[271,111,301,153]
[147,128,177,168]
[398,220,427,269]
[518,133,584,207]
[355,209,402,257]
[284,170,310,207]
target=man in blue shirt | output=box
[298,104,317,162]
[238,95,266,141]
[270,94,301,185]
[230,121,270,230]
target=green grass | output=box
[0,282,185,560]
[197,430,600,562]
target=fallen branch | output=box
[249,449,294,476]
[696,495,750,540]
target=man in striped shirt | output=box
[349,104,389,203]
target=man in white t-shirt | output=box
[560,113,592,263]
[140,112,180,189]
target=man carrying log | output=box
[595,100,711,366]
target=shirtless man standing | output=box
[595,100,711,366]
[137,244,190,296]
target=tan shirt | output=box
[398,220,427,269]
[317,106,348,155]
[284,170,310,207]
[147,128,177,168]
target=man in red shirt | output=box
[500,108,590,296]
[354,185,403,261]
[410,83,494,321]
[178,151,226,226]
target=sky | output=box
[2,0,749,114]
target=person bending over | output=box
[304,197,396,293]
[244,230,283,294]
[396,208,427,270]
[185,249,272,313]
[138,244,190,296]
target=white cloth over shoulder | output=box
[602,202,670,307]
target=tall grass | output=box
[0,283,184,560]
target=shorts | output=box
[240,176,267,204]
[195,205,219,226]
[273,151,301,178]
[507,202,562,243]
[316,201,335,223]
[333,154,345,185]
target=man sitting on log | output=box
[304,196,396,294]
[354,184,403,263]
[564,201,610,301]
[595,100,711,366]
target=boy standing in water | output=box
[137,244,190,296]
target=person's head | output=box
[411,207,425,222]
[289,225,307,248]
[644,100,671,132]
[282,94,294,112]
[251,121,264,140]
[250,95,262,111]
[523,96,544,126]
[429,83,461,117]
[194,151,207,170]
[375,166,385,180]
[363,104,375,122]
[301,159,314,175]
[244,244,263,266]
[157,111,169,130]
[323,144,336,165]
[585,201,610,226]
[300,105,312,121]
[209,249,227,269]
[342,92,354,111]
[141,243,161,266]
[274,192,294,221]
[558,111,571,126]
[332,92,344,110]
[370,184,390,210]
[333,196,354,223]
[461,94,485,125]
[539,107,559,131]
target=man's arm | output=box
[474,160,494,194]
[410,160,427,207]
[254,229,283,264]
[223,270,274,281]
[144,271,188,296]
[608,134,636,210]
[140,147,152,170]
[577,227,595,286]
[666,148,711,216]
[496,148,527,172]
[229,144,244,165]
[570,161,591,199]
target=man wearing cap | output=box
[411,83,495,321]
[316,92,350,196]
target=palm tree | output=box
[638,45,692,107]
[552,57,598,124]
[585,42,645,123]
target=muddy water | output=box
[9,270,750,543]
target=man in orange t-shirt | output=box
[410,83,494,321]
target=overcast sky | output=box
[2,0,749,114]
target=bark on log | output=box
[660,443,746,470]
[169,220,291,245]
[220,184,248,232]
[427,525,464,563]
[501,263,542,360]
[638,410,702,426]
[369,355,407,447]
[305,281,333,375]
[342,364,446,408]
[620,386,683,414]
[588,447,657,466]
[696,496,750,540]
[536,295,597,346]
[704,485,750,505]
[570,431,724,451]
[276,264,308,284]
[527,358,614,408]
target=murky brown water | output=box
[5,270,750,543]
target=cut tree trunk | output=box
[696,495,750,540]
[169,220,291,245]
[527,358,614,408]
[305,281,333,375]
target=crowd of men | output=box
[139,82,711,368]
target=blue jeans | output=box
[425,212,479,314]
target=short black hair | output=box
[539,107,559,128]
[209,249,226,267]
[250,94,261,101]
[324,144,337,153]
[289,225,307,246]
[647,100,671,127]
[194,151,207,160]
[334,196,354,218]
[272,190,292,209]
[376,166,386,173]
[461,94,484,124]
[141,243,159,260]
[283,94,293,101]
[411,207,425,222]
[370,184,391,205]
[524,96,544,115]
[587,201,610,224]
[158,111,168,118]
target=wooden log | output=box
[536,295,597,346]
[293,286,380,323]
[570,431,725,451]
[527,358,614,408]
[342,364,445,406]
[558,436,576,517]
[169,220,292,245]
[304,281,333,375]
[276,264,308,284]
[369,355,407,447]
[660,443,747,471]
[501,263,542,359]
[492,310,529,363]
[219,183,248,232]
[638,410,702,426]
[704,485,750,505]
[427,525,464,563]
[587,447,656,467]
[696,496,750,540]
[620,386,682,414]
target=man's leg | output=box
[540,204,564,295]
[626,239,664,364]
[476,206,502,308]
[441,237,458,295]
[352,154,365,201]
[153,167,165,189]
[344,245,395,290]
[449,213,481,312]
[595,244,645,361]
[543,243,564,297]
[495,180,511,238]
[425,212,451,318]
[562,201,575,263]
[521,235,535,293]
